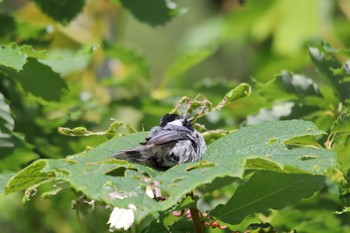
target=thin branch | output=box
[190,208,204,233]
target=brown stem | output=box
[189,208,204,233]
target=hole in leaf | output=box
[284,135,321,150]
[172,177,185,183]
[105,167,126,177]
[185,160,215,171]
[170,177,186,187]
[298,155,319,161]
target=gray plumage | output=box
[112,114,206,170]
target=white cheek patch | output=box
[168,119,183,126]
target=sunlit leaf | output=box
[39,47,94,76]
[0,173,14,197]
[0,44,27,71]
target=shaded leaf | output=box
[33,0,85,24]
[2,58,68,101]
[164,46,217,86]
[104,43,150,79]
[0,14,16,40]
[211,171,325,225]
[118,0,179,26]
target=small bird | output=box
[112,114,206,170]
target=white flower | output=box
[107,204,136,231]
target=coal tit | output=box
[112,114,206,169]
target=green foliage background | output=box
[1,0,350,232]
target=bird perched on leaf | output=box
[112,114,206,170]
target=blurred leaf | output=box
[247,102,294,125]
[335,206,350,214]
[0,147,38,172]
[168,220,195,233]
[104,43,150,79]
[210,171,324,225]
[33,0,85,24]
[2,58,68,101]
[0,93,14,133]
[19,45,47,59]
[331,113,350,135]
[252,0,322,56]
[118,0,179,26]
[257,71,321,101]
[0,44,27,71]
[163,45,217,87]
[0,173,14,197]
[0,14,16,40]
[309,45,350,101]
[39,47,94,76]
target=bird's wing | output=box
[146,130,186,146]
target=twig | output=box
[188,191,204,233]
[190,208,204,233]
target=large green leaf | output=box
[2,120,335,223]
[210,171,325,225]
[206,120,335,174]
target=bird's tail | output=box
[112,148,142,161]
